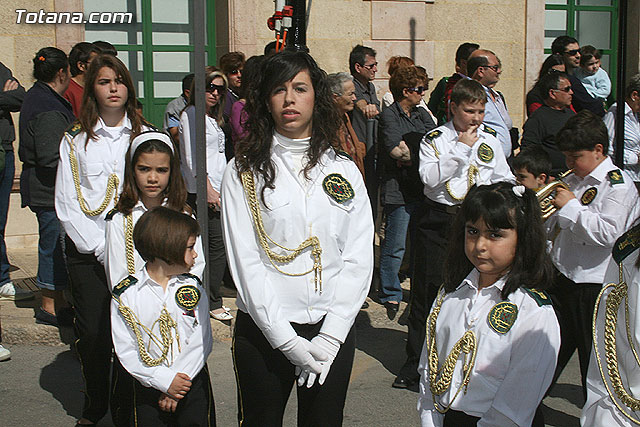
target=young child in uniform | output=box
[511,145,552,190]
[394,79,515,390]
[574,45,611,103]
[110,207,215,426]
[418,182,560,427]
[104,130,204,289]
[547,110,640,398]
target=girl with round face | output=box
[179,70,232,322]
[418,182,560,426]
[105,131,204,292]
[18,47,76,324]
[222,51,374,425]
[54,53,150,426]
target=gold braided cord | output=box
[115,296,181,367]
[65,133,120,216]
[427,287,477,413]
[446,164,479,202]
[124,214,136,275]
[239,171,323,293]
[592,263,640,424]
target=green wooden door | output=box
[84,0,217,128]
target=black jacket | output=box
[19,81,75,207]
[0,62,25,151]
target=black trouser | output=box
[232,311,356,427]
[364,149,379,222]
[187,193,232,310]
[546,273,601,399]
[443,409,480,426]
[111,357,216,426]
[398,200,456,381]
[65,236,112,423]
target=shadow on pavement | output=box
[548,382,585,408]
[39,349,84,420]
[541,403,580,427]
[353,311,408,376]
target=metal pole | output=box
[286,0,308,52]
[614,0,628,169]
[194,0,209,287]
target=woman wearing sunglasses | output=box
[179,69,233,322]
[378,65,436,318]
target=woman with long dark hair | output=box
[221,51,374,425]
[526,54,566,117]
[19,47,75,327]
[55,53,150,426]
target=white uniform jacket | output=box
[55,115,144,263]
[179,106,227,193]
[418,269,560,427]
[111,267,212,394]
[104,200,205,289]
[418,121,515,206]
[221,140,375,349]
[547,156,639,284]
[582,226,640,426]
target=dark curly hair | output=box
[235,51,341,204]
[443,182,554,299]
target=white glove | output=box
[278,336,327,376]
[297,333,341,388]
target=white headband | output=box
[129,131,174,161]
[512,185,526,197]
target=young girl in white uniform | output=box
[221,51,374,426]
[104,130,204,289]
[54,54,150,426]
[418,182,560,427]
[179,70,232,321]
[582,222,640,426]
[110,207,215,426]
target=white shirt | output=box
[418,121,515,206]
[179,105,227,193]
[104,200,206,289]
[604,102,640,182]
[582,242,640,427]
[221,136,374,349]
[548,157,639,283]
[55,115,141,262]
[111,266,212,394]
[418,269,560,427]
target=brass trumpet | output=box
[536,169,574,220]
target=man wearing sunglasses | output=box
[467,49,515,158]
[349,44,381,222]
[551,36,604,117]
[522,72,576,176]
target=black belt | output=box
[424,197,461,215]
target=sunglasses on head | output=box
[206,83,225,93]
[407,86,426,94]
[564,49,580,56]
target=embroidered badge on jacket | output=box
[487,301,518,334]
[322,173,354,204]
[580,187,598,205]
[175,285,201,310]
[477,143,494,163]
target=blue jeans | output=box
[378,201,419,303]
[30,206,67,290]
[0,151,14,285]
